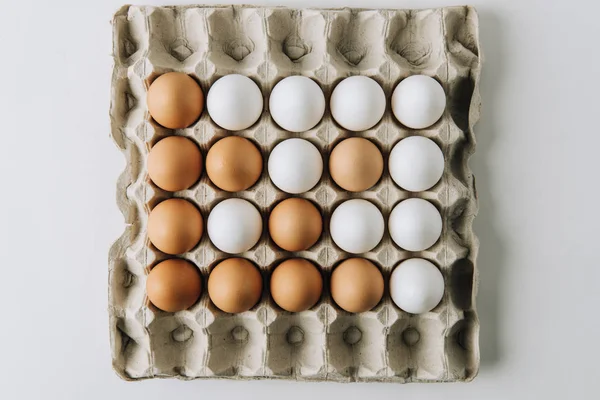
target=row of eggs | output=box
[147,72,447,132]
[147,257,444,316]
[148,196,442,255]
[149,135,445,194]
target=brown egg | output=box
[331,258,384,313]
[270,258,322,312]
[329,137,383,192]
[146,259,202,312]
[147,72,204,129]
[205,136,263,192]
[208,258,263,313]
[147,198,203,255]
[147,136,202,191]
[268,198,322,252]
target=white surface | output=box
[207,74,263,130]
[330,199,385,253]
[269,76,326,132]
[389,136,445,191]
[391,75,446,129]
[330,75,386,131]
[388,198,443,251]
[207,198,263,254]
[268,138,323,193]
[389,258,445,314]
[0,0,598,398]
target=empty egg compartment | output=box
[386,9,446,74]
[387,314,448,381]
[206,7,268,76]
[110,314,152,380]
[265,305,329,379]
[146,7,209,70]
[112,5,149,67]
[325,305,394,381]
[328,10,387,76]
[201,302,270,377]
[444,310,479,381]
[443,6,480,68]
[145,311,209,378]
[109,258,147,311]
[110,4,481,383]
[111,73,147,131]
[265,9,328,79]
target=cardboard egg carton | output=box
[109,4,481,383]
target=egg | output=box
[269,76,325,132]
[147,72,204,129]
[207,74,263,131]
[330,76,386,131]
[330,199,384,254]
[389,136,444,192]
[206,136,263,192]
[330,258,384,313]
[147,136,202,192]
[268,198,322,251]
[329,138,383,192]
[208,258,263,313]
[207,198,262,254]
[268,138,323,194]
[147,198,203,255]
[390,258,444,314]
[391,75,446,129]
[146,258,202,312]
[388,198,442,251]
[270,258,323,312]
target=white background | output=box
[0,0,598,398]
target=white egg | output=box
[391,75,446,129]
[207,74,263,131]
[330,76,386,131]
[330,199,384,254]
[389,136,444,192]
[268,138,323,194]
[390,258,444,314]
[389,198,442,251]
[207,198,262,254]
[269,76,325,132]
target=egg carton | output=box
[109,4,481,383]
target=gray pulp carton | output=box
[109,4,481,383]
